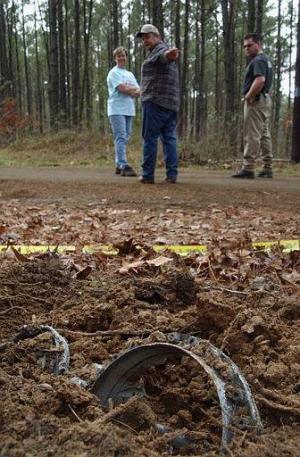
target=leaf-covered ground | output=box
[0,168,300,456]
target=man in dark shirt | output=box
[233,33,273,179]
[136,24,180,184]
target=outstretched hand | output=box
[165,47,180,61]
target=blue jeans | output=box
[142,101,178,180]
[109,115,133,169]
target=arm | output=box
[245,76,265,105]
[117,83,140,97]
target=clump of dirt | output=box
[134,269,197,307]
[104,396,157,431]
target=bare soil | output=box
[1,166,300,456]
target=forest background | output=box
[0,0,299,166]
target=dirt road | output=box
[0,166,300,210]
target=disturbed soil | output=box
[1,167,300,457]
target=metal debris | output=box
[13,324,70,375]
[92,332,262,450]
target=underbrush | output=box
[0,129,298,175]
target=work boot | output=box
[164,176,177,184]
[257,169,273,178]
[232,169,255,179]
[115,167,121,175]
[139,176,154,184]
[120,165,137,177]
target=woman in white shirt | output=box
[107,47,140,176]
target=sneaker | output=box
[164,176,177,184]
[115,167,121,175]
[120,165,137,177]
[232,169,255,179]
[257,169,273,178]
[139,176,154,184]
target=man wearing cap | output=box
[136,24,180,184]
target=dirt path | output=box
[0,166,300,210]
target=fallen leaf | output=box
[146,256,172,267]
[281,271,300,284]
[119,260,145,273]
[75,265,93,279]
[10,246,31,262]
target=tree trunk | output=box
[247,0,255,32]
[273,0,282,153]
[64,0,71,126]
[97,35,105,132]
[152,0,164,38]
[112,0,119,50]
[221,0,236,132]
[58,0,67,126]
[256,0,264,36]
[175,0,181,80]
[72,0,80,126]
[34,10,43,133]
[195,0,206,140]
[194,0,201,139]
[0,2,10,101]
[214,14,220,119]
[7,3,15,99]
[287,1,294,111]
[79,0,93,127]
[291,0,300,163]
[22,0,33,125]
[49,0,59,130]
[178,0,190,137]
[13,2,22,116]
[86,0,93,127]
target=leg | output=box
[243,101,265,171]
[141,102,162,181]
[120,116,137,176]
[125,116,133,144]
[109,115,128,169]
[161,110,178,179]
[260,96,273,170]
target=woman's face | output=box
[115,52,127,68]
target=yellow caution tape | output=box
[154,245,207,254]
[0,245,76,255]
[0,240,299,256]
[252,240,300,252]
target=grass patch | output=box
[0,130,114,167]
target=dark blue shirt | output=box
[242,53,273,95]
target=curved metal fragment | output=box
[92,333,262,449]
[13,324,70,375]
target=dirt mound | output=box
[1,242,300,456]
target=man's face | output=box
[141,33,160,50]
[115,51,127,68]
[243,39,261,58]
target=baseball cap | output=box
[136,24,160,38]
